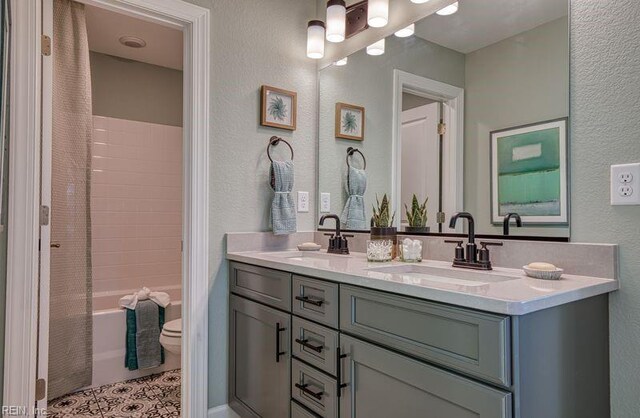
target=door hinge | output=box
[437,122,446,136]
[436,212,446,224]
[35,378,46,401]
[41,35,51,56]
[40,205,50,226]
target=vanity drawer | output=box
[229,262,291,311]
[292,316,339,376]
[292,400,321,418]
[340,285,511,386]
[291,359,338,418]
[292,276,339,328]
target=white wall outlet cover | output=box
[297,191,309,212]
[320,193,331,213]
[611,163,640,205]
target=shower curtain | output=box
[48,0,93,400]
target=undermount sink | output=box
[261,251,351,261]
[367,264,521,287]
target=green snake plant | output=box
[405,194,428,227]
[371,194,396,228]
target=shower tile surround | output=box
[91,116,182,310]
[47,369,181,417]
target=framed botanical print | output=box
[261,85,297,131]
[490,118,569,225]
[335,102,365,140]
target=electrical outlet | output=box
[320,193,331,213]
[297,191,309,212]
[611,163,640,205]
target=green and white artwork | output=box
[491,118,568,224]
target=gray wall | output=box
[464,17,569,237]
[182,0,318,408]
[318,35,465,224]
[571,1,640,416]
[89,51,183,126]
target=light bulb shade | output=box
[326,0,346,43]
[368,0,389,28]
[410,0,431,3]
[366,38,385,56]
[436,1,459,16]
[307,20,326,59]
[334,57,348,66]
[394,24,415,38]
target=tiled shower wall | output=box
[91,116,182,311]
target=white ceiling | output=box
[85,5,183,70]
[414,0,568,54]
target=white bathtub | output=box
[91,301,181,387]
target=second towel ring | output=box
[346,147,366,169]
[267,136,294,162]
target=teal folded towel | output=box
[341,165,367,229]
[125,300,165,371]
[271,160,297,235]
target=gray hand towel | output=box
[271,160,297,235]
[135,299,162,369]
[341,166,367,229]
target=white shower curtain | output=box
[48,0,93,401]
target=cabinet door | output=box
[229,295,291,418]
[339,335,512,418]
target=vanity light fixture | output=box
[394,23,415,38]
[368,0,389,28]
[326,0,347,43]
[366,38,385,55]
[436,1,459,16]
[334,57,348,66]
[307,20,326,59]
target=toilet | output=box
[160,318,181,355]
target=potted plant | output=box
[370,194,397,258]
[404,194,430,233]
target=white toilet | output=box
[160,318,182,355]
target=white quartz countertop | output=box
[226,250,619,315]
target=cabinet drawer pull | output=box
[336,347,348,398]
[295,338,323,353]
[275,322,286,363]
[295,295,325,307]
[295,383,323,401]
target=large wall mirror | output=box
[317,0,569,240]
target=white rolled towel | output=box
[119,287,171,310]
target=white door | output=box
[37,0,53,410]
[400,102,440,229]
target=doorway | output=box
[4,1,209,416]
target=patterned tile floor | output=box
[47,369,181,417]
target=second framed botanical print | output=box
[335,102,365,140]
[261,85,297,131]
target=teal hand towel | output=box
[125,301,165,371]
[341,166,367,229]
[271,160,297,235]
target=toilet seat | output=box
[160,319,182,355]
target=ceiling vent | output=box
[118,35,146,48]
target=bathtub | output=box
[91,301,181,388]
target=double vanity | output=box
[226,232,618,418]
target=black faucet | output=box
[319,214,351,255]
[503,213,522,236]
[447,212,502,270]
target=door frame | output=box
[4,1,210,417]
[391,69,464,231]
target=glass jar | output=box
[366,239,393,262]
[399,238,423,263]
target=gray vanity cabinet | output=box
[229,295,291,418]
[339,335,512,418]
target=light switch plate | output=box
[320,193,331,213]
[297,191,309,212]
[611,163,640,205]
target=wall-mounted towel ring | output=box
[267,136,294,162]
[346,147,366,169]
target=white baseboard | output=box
[208,404,240,418]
